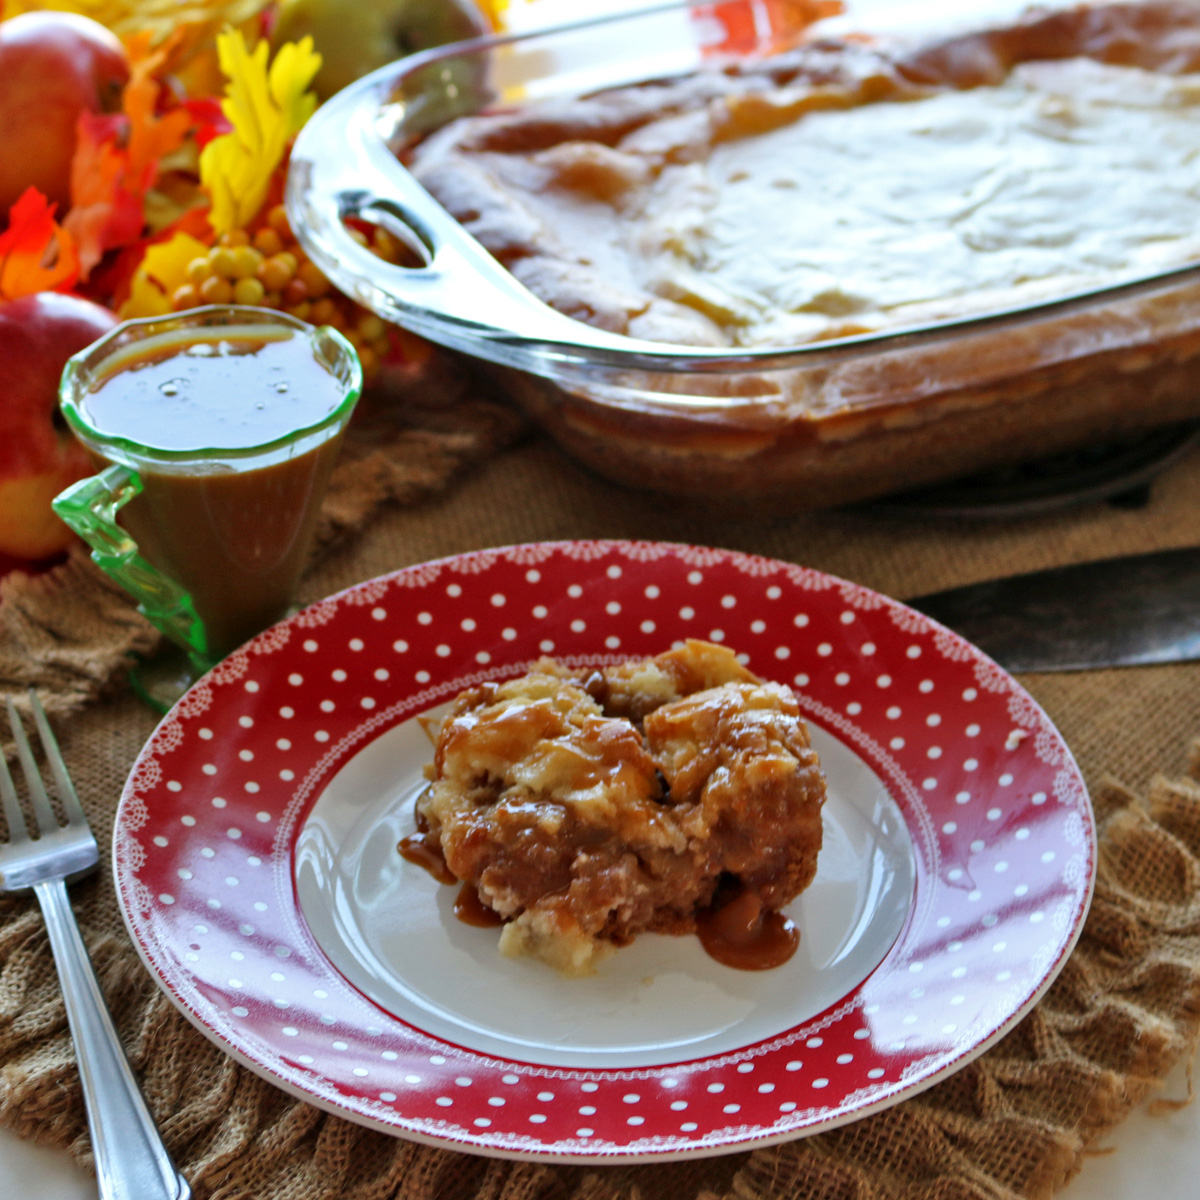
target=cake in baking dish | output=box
[406,640,826,975]
[394,3,1200,514]
[408,2,1200,349]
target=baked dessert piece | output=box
[414,640,826,975]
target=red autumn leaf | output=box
[183,96,232,149]
[81,205,213,311]
[0,187,80,300]
[65,111,145,276]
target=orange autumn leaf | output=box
[124,32,194,185]
[697,0,842,56]
[0,188,80,301]
[65,31,195,277]
[67,114,143,275]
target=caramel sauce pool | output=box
[81,329,342,450]
[696,887,800,971]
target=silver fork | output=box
[0,693,190,1200]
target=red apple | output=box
[0,13,129,217]
[0,292,117,559]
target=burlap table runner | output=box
[3,364,1200,1199]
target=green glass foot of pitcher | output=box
[128,644,205,715]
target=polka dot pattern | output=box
[114,541,1093,1162]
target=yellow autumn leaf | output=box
[120,230,208,318]
[199,29,321,235]
[476,0,508,27]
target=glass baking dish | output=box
[287,0,1200,515]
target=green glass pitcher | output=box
[53,306,362,679]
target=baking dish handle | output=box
[287,74,642,370]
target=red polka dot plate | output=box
[114,541,1095,1162]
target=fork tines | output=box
[0,693,84,842]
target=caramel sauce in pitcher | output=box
[79,328,348,659]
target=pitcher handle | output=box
[52,465,212,672]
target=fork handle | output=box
[34,879,191,1200]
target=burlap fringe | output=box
[2,759,1199,1200]
[0,353,525,729]
[0,551,159,726]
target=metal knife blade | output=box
[906,546,1200,672]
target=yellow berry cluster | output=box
[169,205,409,379]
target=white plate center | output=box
[296,710,916,1068]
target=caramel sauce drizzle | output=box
[397,831,457,887]
[398,825,503,925]
[453,883,504,927]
